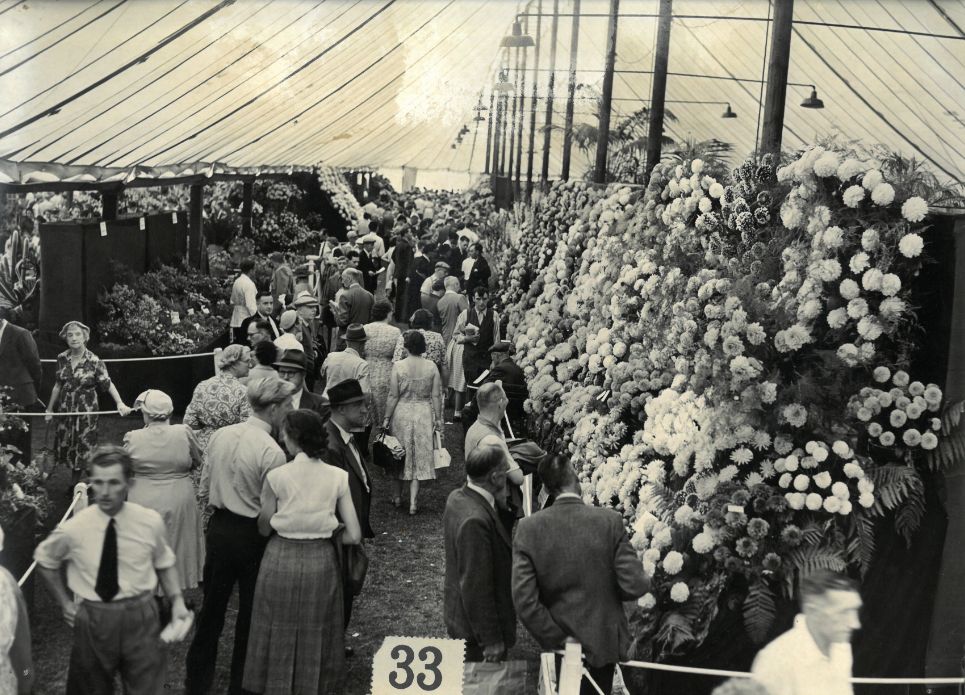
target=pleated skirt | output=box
[243,536,345,695]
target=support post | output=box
[644,0,673,185]
[492,91,503,181]
[507,47,520,181]
[760,0,795,158]
[189,183,204,269]
[526,0,543,197]
[101,190,119,221]
[241,180,253,236]
[484,91,495,174]
[540,0,560,187]
[500,93,509,175]
[560,0,581,181]
[514,12,530,195]
[593,0,620,184]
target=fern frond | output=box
[743,581,777,644]
[787,545,847,578]
[847,512,877,577]
[868,464,920,514]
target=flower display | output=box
[498,143,942,659]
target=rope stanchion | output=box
[550,649,965,688]
[17,483,88,587]
[4,410,124,417]
[39,351,217,364]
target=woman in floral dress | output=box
[383,331,443,515]
[363,299,402,438]
[46,321,132,486]
[393,309,448,385]
[183,344,252,453]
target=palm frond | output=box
[743,581,777,644]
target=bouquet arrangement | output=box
[317,167,363,229]
[499,144,950,657]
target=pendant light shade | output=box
[801,87,825,109]
[500,19,535,48]
[493,71,514,93]
[722,103,737,118]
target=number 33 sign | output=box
[372,636,465,694]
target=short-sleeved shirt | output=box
[752,614,853,695]
[267,452,349,539]
[199,417,287,518]
[34,503,176,601]
[464,416,521,474]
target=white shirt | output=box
[267,452,348,539]
[34,503,176,601]
[462,257,476,279]
[229,273,258,328]
[467,481,495,508]
[274,333,304,352]
[333,419,369,492]
[752,614,853,695]
[291,389,303,410]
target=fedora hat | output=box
[292,291,319,307]
[328,379,366,406]
[274,349,307,372]
[340,323,368,342]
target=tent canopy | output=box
[0,0,962,183]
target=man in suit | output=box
[0,310,42,464]
[240,292,281,341]
[325,379,373,639]
[462,341,528,436]
[443,231,464,281]
[391,230,414,320]
[273,349,330,421]
[335,269,375,340]
[443,443,517,663]
[512,454,650,695]
[269,252,295,315]
[357,235,379,295]
[293,291,322,390]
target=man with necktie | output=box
[34,445,190,695]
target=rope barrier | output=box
[39,351,217,364]
[18,484,87,587]
[551,650,965,689]
[4,410,125,417]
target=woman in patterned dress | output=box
[393,309,448,386]
[183,344,252,453]
[383,331,443,515]
[45,321,132,486]
[363,299,402,440]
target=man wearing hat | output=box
[325,379,374,636]
[274,349,330,422]
[390,230,414,319]
[293,291,323,391]
[321,324,372,445]
[268,252,294,316]
[357,233,379,295]
[335,269,374,345]
[462,341,528,436]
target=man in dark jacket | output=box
[273,349,330,421]
[464,243,492,297]
[324,379,374,635]
[391,230,413,320]
[0,311,42,464]
[443,443,516,662]
[512,454,650,694]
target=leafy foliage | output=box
[743,581,776,644]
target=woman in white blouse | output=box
[243,409,361,695]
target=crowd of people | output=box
[0,187,868,695]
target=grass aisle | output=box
[27,417,539,694]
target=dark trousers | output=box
[554,655,616,695]
[67,594,164,695]
[185,510,266,695]
[393,279,407,320]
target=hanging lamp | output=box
[500,18,535,48]
[493,70,514,93]
[800,86,825,109]
[722,103,737,118]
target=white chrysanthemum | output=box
[858,492,875,508]
[898,233,924,258]
[862,169,883,190]
[901,196,928,222]
[691,159,704,174]
[692,532,715,554]
[848,253,870,275]
[862,268,883,291]
[826,308,848,329]
[842,185,865,208]
[698,197,713,213]
[823,226,844,249]
[674,505,696,525]
[638,593,657,610]
[880,273,901,297]
[670,582,690,603]
[879,297,906,319]
[832,482,850,499]
[871,183,896,206]
[843,462,863,478]
[780,203,804,229]
[814,151,841,177]
[861,228,880,251]
[709,182,724,199]
[813,471,832,489]
[793,474,810,491]
[847,298,869,319]
[832,440,852,457]
[893,370,910,387]
[837,158,866,181]
[857,316,883,340]
[921,432,939,450]
[839,278,860,300]
[730,447,754,465]
[873,366,891,383]
[823,496,843,514]
[786,492,806,510]
[805,493,823,511]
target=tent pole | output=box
[484,90,495,175]
[241,180,253,237]
[508,47,520,182]
[644,0,672,186]
[593,0,620,184]
[561,0,581,181]
[540,0,560,188]
[189,183,204,269]
[101,190,119,221]
[526,0,544,198]
[760,0,795,158]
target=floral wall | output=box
[495,145,950,661]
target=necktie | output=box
[95,518,119,602]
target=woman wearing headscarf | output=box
[393,309,448,385]
[363,299,402,434]
[183,344,251,453]
[0,527,33,694]
[124,389,206,591]
[45,320,131,485]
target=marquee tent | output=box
[0,0,962,184]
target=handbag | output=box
[433,431,451,470]
[333,524,369,596]
[463,661,533,695]
[372,431,405,470]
